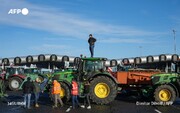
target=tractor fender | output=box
[59,80,71,88]
[9,74,26,79]
[89,73,119,86]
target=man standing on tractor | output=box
[88,34,96,57]
[52,80,63,108]
[71,78,81,109]
[81,80,91,109]
[22,77,34,109]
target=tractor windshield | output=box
[24,68,39,74]
[84,60,104,72]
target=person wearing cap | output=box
[33,77,41,107]
[52,80,63,108]
[81,80,91,109]
[88,34,96,57]
[22,77,34,109]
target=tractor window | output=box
[19,68,24,74]
[84,60,104,72]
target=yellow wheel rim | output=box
[94,83,110,98]
[159,89,171,101]
[60,88,65,98]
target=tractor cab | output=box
[77,57,107,80]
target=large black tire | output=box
[154,85,176,102]
[49,82,70,103]
[90,76,117,104]
[8,77,23,91]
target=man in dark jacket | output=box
[88,34,96,57]
[81,80,91,109]
[22,77,34,109]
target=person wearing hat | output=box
[88,34,96,57]
[22,77,34,109]
[33,77,41,107]
[81,80,91,109]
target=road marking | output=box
[66,106,72,112]
[154,109,162,113]
[10,106,21,110]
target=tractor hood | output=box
[151,73,180,85]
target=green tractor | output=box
[141,73,180,103]
[51,57,118,104]
[151,73,180,102]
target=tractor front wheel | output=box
[9,77,22,91]
[90,76,117,104]
[154,85,176,102]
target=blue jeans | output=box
[24,94,31,108]
[34,92,40,104]
[89,45,94,57]
[72,95,80,108]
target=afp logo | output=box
[8,8,29,15]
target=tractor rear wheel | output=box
[154,85,176,102]
[49,82,70,103]
[90,76,117,104]
[9,77,22,91]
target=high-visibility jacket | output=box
[52,80,61,94]
[71,81,78,95]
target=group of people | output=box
[22,77,42,109]
[22,77,91,111]
[19,34,96,109]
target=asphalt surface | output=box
[0,91,180,113]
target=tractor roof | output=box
[82,57,107,61]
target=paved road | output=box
[0,91,180,113]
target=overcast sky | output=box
[0,0,179,59]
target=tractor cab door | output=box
[82,60,104,79]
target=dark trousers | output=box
[84,94,91,106]
[89,45,94,57]
[72,95,80,108]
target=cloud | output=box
[0,0,167,42]
[29,44,87,56]
[100,38,146,43]
[29,44,68,51]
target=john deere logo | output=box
[8,8,29,15]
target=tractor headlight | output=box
[151,76,154,79]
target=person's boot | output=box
[52,105,58,108]
[80,105,85,108]
[35,104,39,107]
[87,105,91,109]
